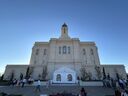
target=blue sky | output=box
[0,0,128,74]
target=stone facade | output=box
[4,24,127,82]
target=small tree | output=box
[10,71,14,81]
[25,66,30,79]
[80,65,90,81]
[88,72,92,80]
[114,68,120,80]
[0,74,4,81]
[95,66,102,80]
[116,73,120,80]
[42,65,48,81]
[107,73,110,80]
[20,73,23,80]
[102,67,106,79]
[29,66,34,76]
[38,74,41,80]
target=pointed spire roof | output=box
[62,23,67,27]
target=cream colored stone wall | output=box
[30,42,49,66]
[101,65,127,79]
[29,38,100,66]
[4,64,127,80]
[80,42,100,66]
[4,65,28,80]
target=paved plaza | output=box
[0,86,114,96]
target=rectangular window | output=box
[36,49,39,55]
[68,46,70,54]
[83,49,86,55]
[91,49,94,55]
[44,49,47,55]
[59,47,61,54]
[63,46,66,54]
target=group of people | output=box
[115,88,128,96]
[118,78,127,90]
[103,78,117,88]
[49,88,87,96]
[10,78,51,92]
[10,76,128,96]
[10,78,34,87]
[102,77,128,96]
[115,78,128,96]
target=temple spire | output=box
[60,23,70,39]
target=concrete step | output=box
[51,83,79,86]
[0,86,115,96]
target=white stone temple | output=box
[4,23,127,83]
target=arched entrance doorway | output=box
[52,67,77,83]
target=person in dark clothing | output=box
[79,87,87,96]
[115,89,121,96]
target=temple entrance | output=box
[52,67,77,83]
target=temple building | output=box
[4,23,126,83]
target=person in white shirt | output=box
[21,78,26,88]
[35,79,41,92]
[121,90,128,96]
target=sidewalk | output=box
[0,86,114,96]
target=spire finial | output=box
[62,23,67,27]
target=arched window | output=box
[90,49,94,55]
[68,46,70,54]
[67,74,72,81]
[83,49,86,55]
[36,49,39,55]
[63,46,66,54]
[59,46,61,54]
[56,74,61,81]
[44,49,47,55]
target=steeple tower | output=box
[60,23,70,39]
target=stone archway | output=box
[52,67,77,83]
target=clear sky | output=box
[0,0,128,74]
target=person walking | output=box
[21,78,26,88]
[35,79,41,92]
[79,87,87,96]
[46,80,50,88]
[115,89,121,96]
[121,90,128,96]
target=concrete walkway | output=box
[0,86,115,96]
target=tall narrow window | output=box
[36,49,39,55]
[63,46,66,54]
[83,49,86,55]
[68,46,70,54]
[59,46,61,54]
[44,49,47,55]
[90,49,94,55]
